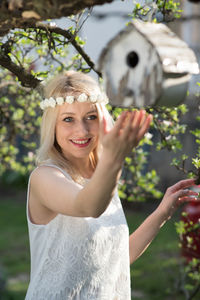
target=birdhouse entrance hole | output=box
[98,20,199,108]
[126,51,139,68]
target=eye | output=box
[86,115,98,121]
[63,117,73,122]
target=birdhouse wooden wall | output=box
[98,20,199,108]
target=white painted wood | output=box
[98,20,199,108]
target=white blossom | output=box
[65,96,74,104]
[56,97,64,105]
[77,93,88,102]
[97,93,108,104]
[50,22,56,27]
[163,120,171,127]
[48,97,56,108]
[89,94,98,103]
[44,98,50,108]
[39,92,109,111]
[145,132,153,139]
[40,101,45,110]
[97,94,104,103]
[28,151,34,159]
[166,135,172,140]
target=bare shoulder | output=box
[29,165,81,219]
[31,165,68,188]
[30,165,74,201]
[29,166,70,224]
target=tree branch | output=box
[12,21,103,77]
[0,53,41,88]
[0,20,102,88]
[28,22,102,77]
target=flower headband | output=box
[40,92,109,110]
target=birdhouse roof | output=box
[99,19,199,75]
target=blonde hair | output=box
[36,71,113,181]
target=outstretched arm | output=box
[31,110,152,218]
[129,179,198,264]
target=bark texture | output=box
[0,0,114,36]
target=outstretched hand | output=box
[100,110,152,165]
[157,179,199,221]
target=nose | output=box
[75,120,89,136]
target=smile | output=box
[70,138,91,147]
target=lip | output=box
[70,138,92,148]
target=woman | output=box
[25,71,198,300]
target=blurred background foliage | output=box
[0,0,200,299]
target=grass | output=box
[127,207,200,300]
[0,190,29,299]
[0,191,199,299]
[126,210,183,300]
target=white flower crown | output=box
[40,92,109,110]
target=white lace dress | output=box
[25,164,131,300]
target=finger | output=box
[136,114,153,141]
[137,110,148,128]
[124,110,145,141]
[178,196,199,204]
[112,111,128,136]
[121,111,136,139]
[168,179,196,194]
[125,112,152,146]
[132,110,145,129]
[99,116,107,141]
[174,188,199,200]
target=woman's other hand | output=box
[157,179,199,221]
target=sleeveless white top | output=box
[25,164,131,300]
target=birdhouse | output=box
[98,20,199,108]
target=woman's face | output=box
[55,101,99,163]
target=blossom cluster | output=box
[40,93,109,110]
